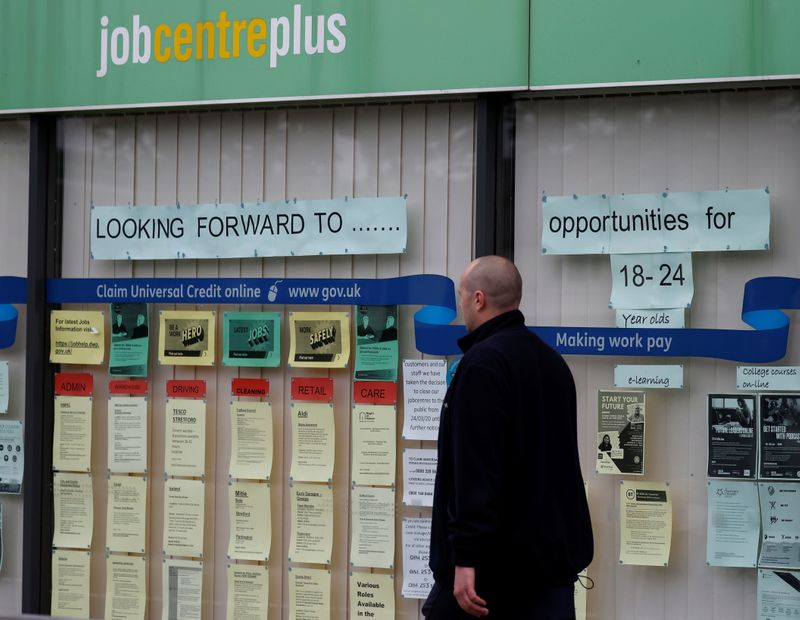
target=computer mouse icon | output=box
[268,280,283,302]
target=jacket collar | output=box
[457,309,525,353]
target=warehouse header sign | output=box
[0,0,529,113]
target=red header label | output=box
[166,379,206,398]
[109,380,148,395]
[291,377,334,402]
[232,378,270,397]
[55,373,93,396]
[353,381,397,405]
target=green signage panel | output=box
[0,0,529,113]
[531,0,800,88]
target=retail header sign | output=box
[530,0,800,89]
[0,0,529,113]
[90,197,407,260]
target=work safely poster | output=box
[222,311,281,367]
[760,394,800,479]
[354,305,399,381]
[597,391,645,475]
[288,311,350,368]
[50,310,105,365]
[109,303,149,376]
[158,310,215,366]
[707,394,757,478]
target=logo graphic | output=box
[267,280,283,302]
[625,489,636,500]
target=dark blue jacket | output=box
[429,309,593,585]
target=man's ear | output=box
[475,289,486,311]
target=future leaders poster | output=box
[597,391,645,475]
[707,394,757,478]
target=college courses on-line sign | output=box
[90,198,406,260]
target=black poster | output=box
[707,394,757,478]
[760,394,800,479]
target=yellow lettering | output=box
[195,21,215,60]
[217,10,231,59]
[247,18,267,58]
[232,20,247,58]
[174,23,192,62]
[154,24,172,62]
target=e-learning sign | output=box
[0,0,528,113]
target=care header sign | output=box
[90,197,406,260]
[541,188,770,255]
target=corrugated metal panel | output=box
[515,90,800,620]
[0,119,29,616]
[60,102,474,619]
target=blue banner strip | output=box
[0,274,795,361]
[0,277,25,349]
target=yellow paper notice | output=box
[53,472,94,549]
[108,396,148,474]
[230,401,273,480]
[288,311,351,368]
[350,486,395,569]
[161,559,203,620]
[349,572,395,620]
[165,398,206,477]
[290,402,335,482]
[163,478,205,557]
[107,476,147,554]
[289,567,331,620]
[228,481,271,561]
[105,555,147,620]
[53,395,93,472]
[158,310,216,367]
[351,404,396,486]
[620,480,672,566]
[226,564,269,620]
[50,310,105,365]
[51,549,91,619]
[289,483,334,564]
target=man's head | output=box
[136,314,145,327]
[116,313,123,325]
[385,315,395,329]
[458,256,522,332]
[361,315,369,327]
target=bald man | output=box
[424,256,593,619]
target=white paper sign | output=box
[615,308,685,329]
[92,197,407,260]
[0,420,23,493]
[402,449,437,507]
[0,361,8,413]
[758,569,800,619]
[614,364,683,389]
[737,367,800,391]
[759,482,800,569]
[108,396,148,474]
[401,518,434,599]
[610,253,693,309]
[706,480,760,567]
[402,360,447,440]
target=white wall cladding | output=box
[0,119,28,614]
[60,103,474,619]
[515,90,800,620]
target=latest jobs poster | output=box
[222,311,281,367]
[619,480,672,567]
[289,483,334,565]
[228,481,271,562]
[706,480,760,567]
[165,398,206,477]
[758,569,800,620]
[158,310,216,367]
[759,482,800,569]
[288,311,350,368]
[290,402,335,483]
[109,303,149,376]
[105,555,147,620]
[229,401,273,480]
[707,394,757,478]
[53,394,92,472]
[108,396,148,474]
[227,564,269,620]
[351,404,396,486]
[760,394,800,479]
[51,549,91,619]
[0,420,23,493]
[162,559,203,620]
[597,391,645,475]
[354,305,399,381]
[107,476,148,554]
[50,310,105,365]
